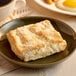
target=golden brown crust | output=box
[28,20,67,51]
[7,20,67,61]
[7,30,24,60]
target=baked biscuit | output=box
[7,20,67,61]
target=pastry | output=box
[7,20,67,61]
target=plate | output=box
[34,0,76,16]
[0,16,76,68]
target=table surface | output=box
[0,0,76,76]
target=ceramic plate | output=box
[34,0,76,16]
[0,17,76,68]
